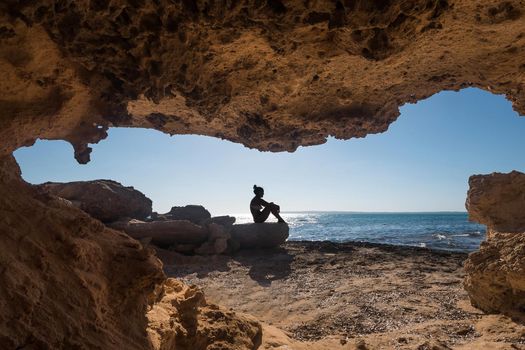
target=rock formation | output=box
[232,223,290,249]
[464,171,525,315]
[466,171,525,233]
[147,278,262,350]
[0,157,164,349]
[1,0,525,348]
[153,205,211,225]
[109,219,209,247]
[39,180,153,222]
[1,1,525,161]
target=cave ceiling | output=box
[1,0,524,162]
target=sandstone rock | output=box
[109,219,208,247]
[2,2,525,162]
[194,223,231,255]
[38,180,152,223]
[0,157,165,350]
[464,171,525,315]
[194,241,219,256]
[161,205,211,225]
[464,231,525,314]
[204,215,237,227]
[147,278,262,350]
[466,171,525,233]
[231,223,289,249]
[208,222,232,240]
[214,238,229,254]
[170,243,199,254]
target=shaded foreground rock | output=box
[147,278,262,350]
[0,156,263,349]
[231,223,289,249]
[39,180,152,223]
[109,219,208,247]
[0,157,164,349]
[464,171,525,315]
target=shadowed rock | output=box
[159,205,211,225]
[231,223,289,249]
[109,219,208,247]
[204,215,236,227]
[0,157,164,350]
[38,180,152,223]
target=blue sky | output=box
[14,88,525,215]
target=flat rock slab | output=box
[231,223,289,249]
[109,219,208,247]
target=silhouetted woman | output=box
[250,185,286,223]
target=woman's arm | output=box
[258,198,271,206]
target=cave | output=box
[1,0,525,349]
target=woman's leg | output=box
[269,204,286,223]
[254,207,271,223]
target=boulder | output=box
[466,171,525,233]
[208,223,231,241]
[109,219,208,248]
[38,180,152,223]
[194,223,231,255]
[231,223,289,249]
[161,205,211,225]
[204,215,236,227]
[147,278,262,350]
[170,244,199,254]
[464,232,525,314]
[464,171,525,315]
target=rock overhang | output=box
[1,0,524,164]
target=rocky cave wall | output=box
[1,0,525,348]
[464,172,525,316]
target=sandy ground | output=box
[156,242,525,349]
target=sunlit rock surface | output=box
[1,1,525,161]
[147,278,262,350]
[39,180,153,223]
[464,171,525,315]
[466,171,525,233]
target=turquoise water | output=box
[234,212,486,252]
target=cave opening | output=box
[14,87,525,249]
[3,0,525,347]
[10,87,525,348]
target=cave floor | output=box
[158,241,525,349]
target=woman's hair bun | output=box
[253,184,257,189]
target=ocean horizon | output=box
[232,211,485,252]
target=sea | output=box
[233,212,486,252]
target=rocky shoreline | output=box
[31,177,525,349]
[39,180,289,255]
[158,241,525,349]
